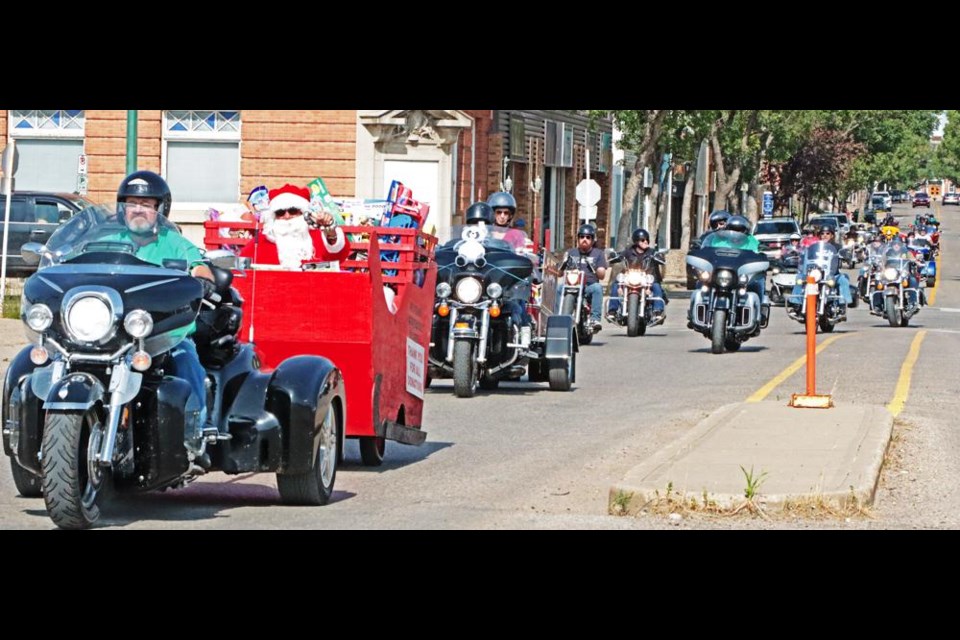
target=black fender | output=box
[215,367,282,474]
[544,314,577,366]
[43,372,105,412]
[713,295,731,310]
[2,346,40,459]
[269,355,345,475]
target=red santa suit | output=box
[238,184,351,268]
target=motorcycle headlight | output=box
[24,303,53,332]
[715,270,734,288]
[772,267,781,275]
[455,278,483,304]
[808,268,823,283]
[565,271,581,286]
[436,282,452,299]
[626,270,645,287]
[884,267,899,281]
[486,283,503,299]
[699,270,712,282]
[123,309,154,338]
[65,295,114,343]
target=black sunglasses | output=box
[578,234,594,239]
[275,208,303,217]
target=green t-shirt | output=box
[704,232,761,252]
[104,227,205,337]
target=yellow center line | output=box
[746,333,850,403]
[886,330,926,417]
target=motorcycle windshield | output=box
[436,238,534,295]
[801,241,839,275]
[689,233,768,277]
[24,204,204,354]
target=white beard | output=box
[265,215,314,268]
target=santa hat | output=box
[268,184,311,215]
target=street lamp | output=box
[741,182,749,216]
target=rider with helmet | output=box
[692,214,768,321]
[607,228,666,319]
[695,210,731,247]
[114,170,214,430]
[781,232,803,260]
[565,223,607,332]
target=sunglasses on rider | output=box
[275,208,303,218]
[578,234,594,240]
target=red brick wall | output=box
[240,110,356,199]
[85,110,161,204]
[453,110,493,219]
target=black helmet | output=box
[464,201,494,225]
[118,170,172,218]
[577,223,596,239]
[632,228,650,243]
[708,210,731,230]
[725,215,750,234]
[487,192,517,216]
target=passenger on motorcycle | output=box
[239,184,350,269]
[696,210,730,245]
[114,170,214,428]
[705,215,766,300]
[607,228,667,318]
[486,191,528,252]
[565,223,607,332]
[781,233,803,259]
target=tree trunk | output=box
[617,170,643,248]
[680,168,696,250]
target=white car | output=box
[872,191,893,211]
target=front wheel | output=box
[560,292,578,318]
[819,315,835,333]
[41,410,106,530]
[452,339,478,398]
[626,293,645,337]
[885,296,901,328]
[10,461,43,498]
[277,401,340,504]
[711,309,727,354]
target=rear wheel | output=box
[359,436,386,467]
[548,352,575,391]
[819,315,835,333]
[710,309,727,354]
[277,401,339,504]
[41,410,106,530]
[10,461,43,498]
[452,339,478,398]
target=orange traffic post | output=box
[789,274,834,408]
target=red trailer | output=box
[204,221,437,465]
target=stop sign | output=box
[576,179,601,207]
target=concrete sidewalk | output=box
[610,401,893,513]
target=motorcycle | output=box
[558,254,600,345]
[907,238,937,287]
[768,251,801,306]
[685,231,770,354]
[3,206,345,529]
[605,249,667,336]
[785,241,849,333]
[868,246,924,327]
[428,224,576,396]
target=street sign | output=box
[576,178,601,207]
[77,174,88,195]
[77,153,88,175]
[578,205,598,221]
[762,191,774,217]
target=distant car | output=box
[890,190,906,203]
[943,192,959,205]
[872,191,893,211]
[807,216,840,234]
[0,191,96,276]
[752,217,801,258]
[817,213,852,235]
[913,192,931,208]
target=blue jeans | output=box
[608,282,666,314]
[585,282,604,322]
[503,299,530,328]
[171,338,208,427]
[790,274,852,306]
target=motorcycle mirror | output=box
[20,242,45,266]
[162,258,189,271]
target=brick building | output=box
[1,109,612,249]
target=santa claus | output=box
[240,184,350,268]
